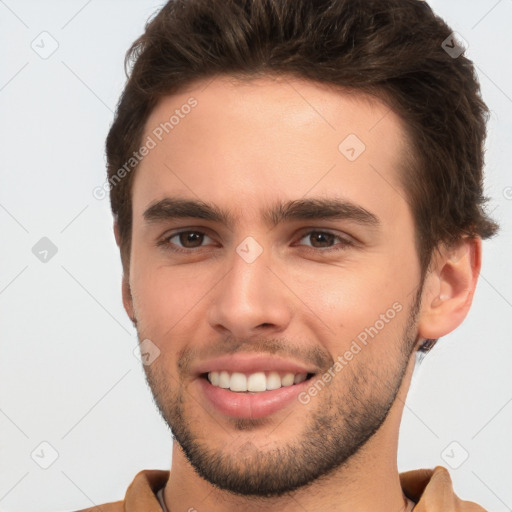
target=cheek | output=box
[130,256,220,340]
[289,258,414,351]
[131,263,184,333]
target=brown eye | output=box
[177,231,204,248]
[163,230,215,251]
[297,230,353,251]
[308,232,336,248]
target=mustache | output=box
[176,336,333,376]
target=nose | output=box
[206,244,293,340]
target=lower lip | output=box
[198,377,312,419]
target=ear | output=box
[122,274,137,326]
[417,237,482,341]
[114,219,137,325]
[113,217,122,247]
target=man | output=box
[80,0,498,510]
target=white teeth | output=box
[247,372,266,392]
[219,371,230,389]
[281,373,295,387]
[207,370,310,392]
[266,371,282,390]
[230,372,247,392]
[209,371,220,386]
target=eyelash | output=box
[157,229,354,254]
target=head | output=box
[106,0,498,498]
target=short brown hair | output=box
[106,0,498,272]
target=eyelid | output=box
[157,227,356,253]
[294,229,355,250]
[158,228,216,250]
[171,232,214,245]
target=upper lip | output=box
[194,354,318,376]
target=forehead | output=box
[132,74,411,227]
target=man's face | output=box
[126,75,423,496]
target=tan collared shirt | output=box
[75,465,487,511]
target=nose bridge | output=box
[207,238,291,336]
[231,241,269,304]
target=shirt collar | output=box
[123,466,485,512]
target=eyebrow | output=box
[143,196,380,229]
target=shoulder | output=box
[400,466,488,511]
[70,469,169,512]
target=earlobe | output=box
[417,237,482,341]
[113,218,122,247]
[122,273,137,326]
[114,218,136,324]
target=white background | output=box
[0,1,511,511]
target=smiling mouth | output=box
[201,371,316,393]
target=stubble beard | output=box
[140,295,420,497]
